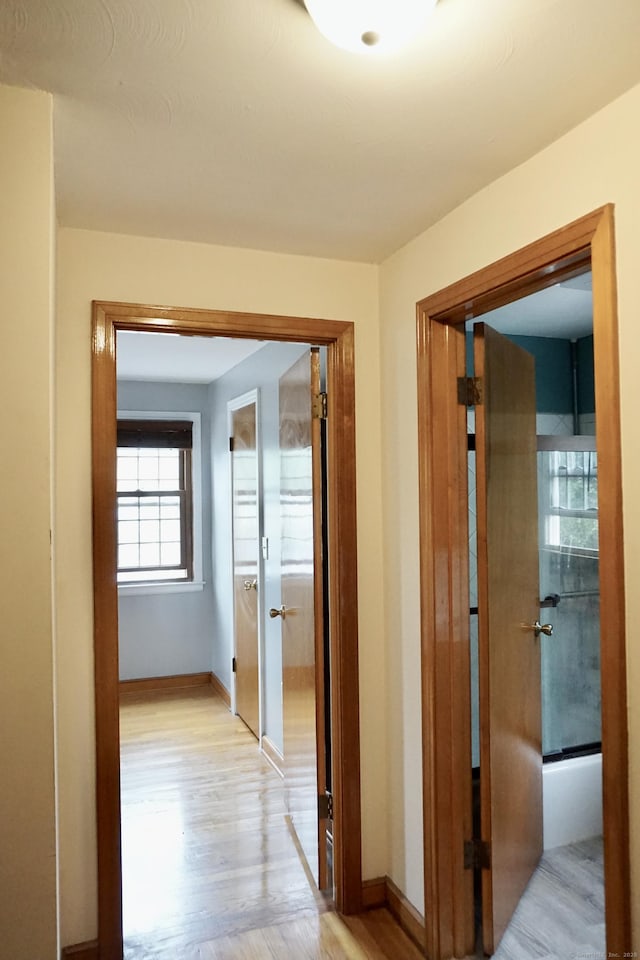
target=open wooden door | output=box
[474,323,543,954]
[231,400,260,739]
[278,349,328,890]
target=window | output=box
[117,419,193,583]
[541,449,598,554]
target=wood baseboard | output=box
[361,876,425,948]
[361,876,387,909]
[119,671,213,694]
[209,670,231,708]
[61,940,99,959]
[261,735,284,777]
[385,876,425,949]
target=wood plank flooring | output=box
[120,687,422,959]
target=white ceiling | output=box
[2,1,640,262]
[481,272,593,339]
[116,331,266,382]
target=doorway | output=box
[92,302,363,958]
[415,206,630,958]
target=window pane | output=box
[119,544,139,568]
[137,452,160,491]
[118,479,139,492]
[159,457,180,484]
[139,519,160,543]
[160,519,181,542]
[160,542,181,567]
[558,516,599,552]
[161,501,181,520]
[117,454,138,482]
[118,520,139,544]
[139,543,160,567]
[139,500,161,521]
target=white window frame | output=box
[116,409,205,596]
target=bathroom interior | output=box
[466,269,603,945]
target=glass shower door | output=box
[537,446,601,758]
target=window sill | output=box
[117,580,206,597]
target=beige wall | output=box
[379,81,640,941]
[7,71,638,954]
[55,228,386,944]
[0,86,58,958]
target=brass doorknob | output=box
[269,605,286,620]
[533,621,553,637]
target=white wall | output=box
[0,85,58,958]
[55,228,385,945]
[379,81,640,938]
[117,380,214,681]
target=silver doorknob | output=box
[269,605,286,620]
[243,578,257,592]
[533,621,553,637]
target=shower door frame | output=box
[416,205,630,958]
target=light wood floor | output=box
[120,686,422,959]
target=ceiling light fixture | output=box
[304,0,437,54]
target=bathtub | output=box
[543,753,602,849]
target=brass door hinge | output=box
[464,838,491,870]
[457,377,483,407]
[312,392,328,420]
[318,791,333,821]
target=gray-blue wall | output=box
[466,332,594,416]
[117,380,215,680]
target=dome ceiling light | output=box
[304,0,438,54]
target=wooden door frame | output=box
[416,205,630,958]
[92,301,363,959]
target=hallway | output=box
[120,686,420,959]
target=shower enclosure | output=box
[469,433,603,848]
[538,440,600,758]
[537,438,602,848]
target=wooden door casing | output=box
[416,206,630,959]
[92,303,362,958]
[474,323,542,954]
